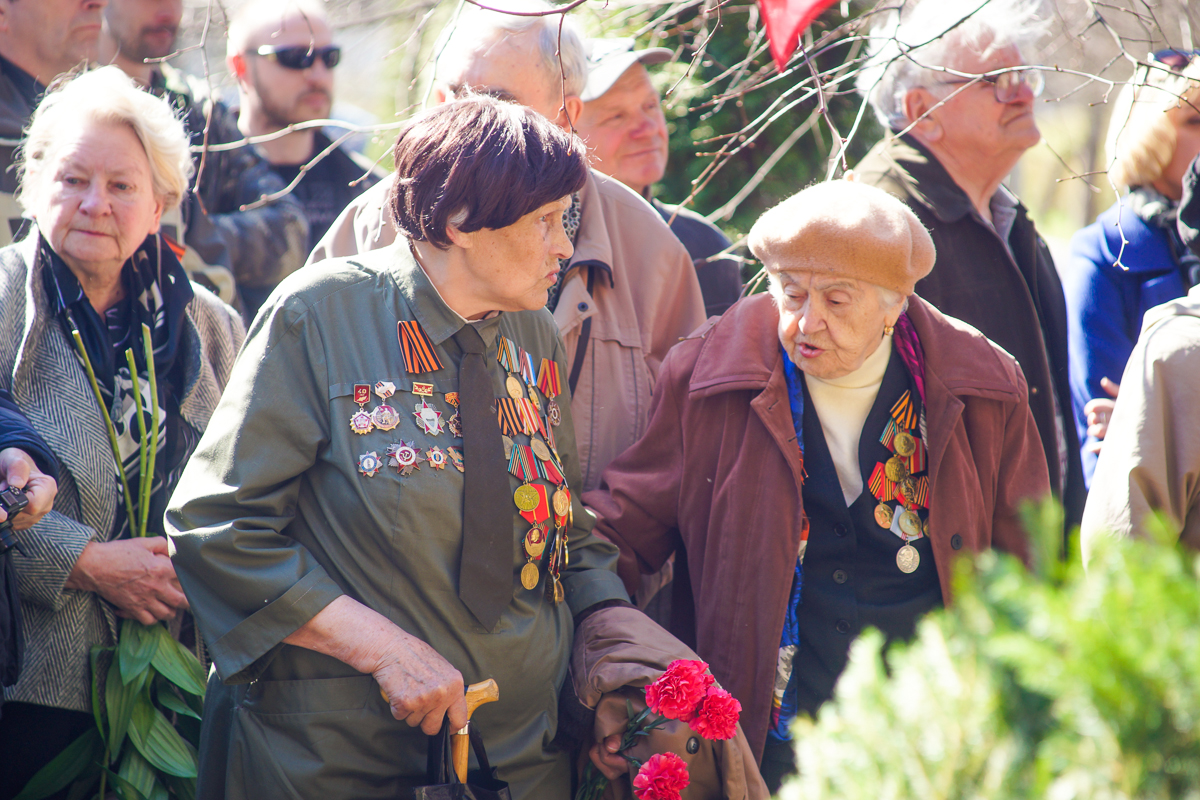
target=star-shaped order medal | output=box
[386,441,422,477]
[357,451,381,478]
[426,446,448,470]
[413,399,444,435]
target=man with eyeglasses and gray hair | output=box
[853,0,1086,542]
[226,0,381,256]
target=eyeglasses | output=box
[255,44,341,70]
[1150,48,1200,71]
[937,69,1045,103]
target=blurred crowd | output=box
[0,0,1197,798]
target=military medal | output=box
[520,562,541,591]
[357,451,381,478]
[896,544,919,573]
[525,525,547,558]
[899,509,922,537]
[444,392,459,408]
[425,446,447,470]
[874,502,893,529]
[413,399,444,435]
[531,438,552,463]
[885,455,909,482]
[447,412,462,438]
[547,401,562,427]
[446,446,464,472]
[537,358,563,428]
[868,385,932,572]
[553,488,570,526]
[514,484,539,512]
[412,382,434,398]
[350,384,374,435]
[894,430,916,457]
[506,376,525,400]
[386,441,421,476]
[371,381,400,431]
[501,435,515,460]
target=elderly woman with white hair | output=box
[586,180,1049,791]
[1065,52,1200,484]
[0,66,243,795]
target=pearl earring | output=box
[884,323,895,336]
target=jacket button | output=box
[577,302,589,312]
[832,569,848,584]
[833,523,848,537]
[686,737,700,754]
[1030,386,1039,395]
[835,619,851,635]
[951,534,963,550]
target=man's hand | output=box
[1084,377,1120,454]
[589,733,628,781]
[0,448,57,530]
[65,537,189,625]
[284,595,468,735]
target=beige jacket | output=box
[308,169,706,489]
[1081,286,1200,564]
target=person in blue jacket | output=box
[1065,51,1200,484]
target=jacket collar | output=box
[565,169,616,287]
[689,291,1026,404]
[383,242,502,349]
[874,133,987,225]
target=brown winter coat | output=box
[585,293,1049,760]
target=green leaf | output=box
[149,627,207,697]
[149,783,169,800]
[105,769,150,800]
[163,774,197,800]
[157,685,201,720]
[129,702,199,778]
[118,746,156,800]
[66,770,101,800]
[13,728,103,800]
[118,620,160,685]
[90,646,110,740]
[107,657,148,757]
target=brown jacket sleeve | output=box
[584,341,696,595]
[991,364,1046,566]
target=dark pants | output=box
[760,735,798,795]
[0,702,94,800]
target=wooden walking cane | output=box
[380,679,500,783]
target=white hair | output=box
[433,0,587,99]
[17,66,192,212]
[856,0,1050,130]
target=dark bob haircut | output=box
[387,95,590,249]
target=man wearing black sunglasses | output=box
[227,0,381,253]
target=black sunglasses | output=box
[1151,48,1200,71]
[255,44,341,70]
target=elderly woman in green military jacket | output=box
[166,98,632,799]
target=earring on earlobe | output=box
[884,323,895,336]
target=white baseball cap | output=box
[582,38,673,102]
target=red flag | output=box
[757,0,838,71]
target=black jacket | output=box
[856,134,1085,540]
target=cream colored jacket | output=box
[1081,286,1200,564]
[308,169,706,490]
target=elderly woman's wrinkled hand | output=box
[0,447,57,530]
[64,537,189,625]
[1084,377,1120,452]
[373,630,469,735]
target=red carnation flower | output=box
[645,659,714,721]
[633,752,690,800]
[688,686,742,741]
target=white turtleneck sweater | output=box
[803,335,893,506]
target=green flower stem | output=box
[71,330,137,538]
[139,323,159,538]
[124,349,149,538]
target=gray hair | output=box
[17,66,192,212]
[433,0,587,99]
[856,0,1050,130]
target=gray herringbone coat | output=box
[0,232,244,712]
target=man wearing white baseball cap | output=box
[577,39,742,317]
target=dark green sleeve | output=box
[546,337,629,615]
[166,293,343,684]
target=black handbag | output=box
[411,718,512,800]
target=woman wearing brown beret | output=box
[585,179,1050,791]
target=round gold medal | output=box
[885,455,910,482]
[553,489,570,517]
[531,439,552,462]
[894,431,916,457]
[514,484,539,512]
[896,544,919,573]
[502,435,514,460]
[506,376,525,400]
[525,528,547,558]
[899,509,922,537]
[528,390,541,411]
[520,562,540,590]
[874,502,894,529]
[898,477,916,504]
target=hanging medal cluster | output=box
[496,337,570,603]
[354,322,464,481]
[867,390,929,574]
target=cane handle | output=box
[453,679,499,782]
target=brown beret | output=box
[748,179,936,296]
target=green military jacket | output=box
[166,243,628,799]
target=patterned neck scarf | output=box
[42,232,197,538]
[547,192,582,311]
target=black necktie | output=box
[453,324,512,630]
